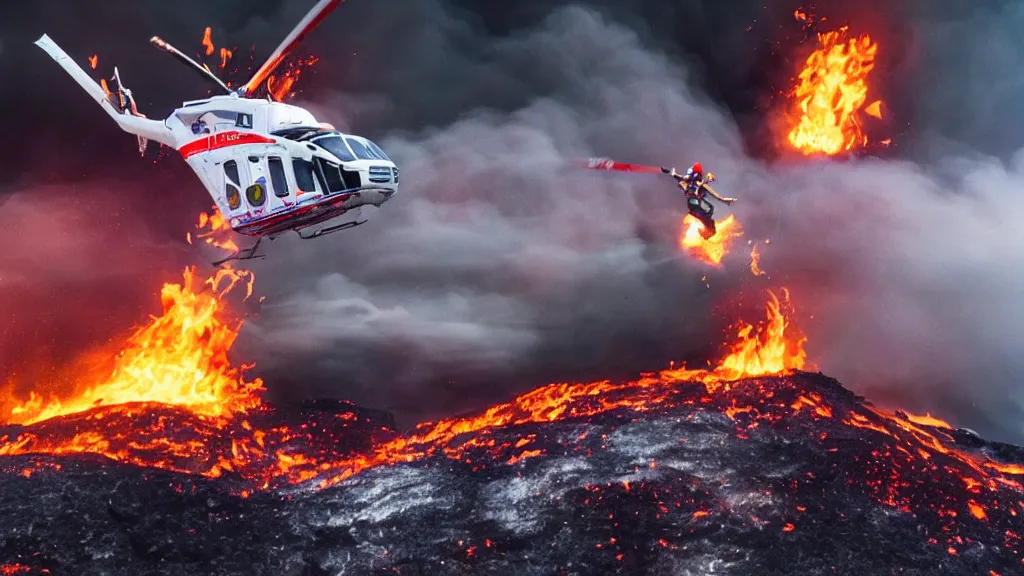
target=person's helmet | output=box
[690,162,704,175]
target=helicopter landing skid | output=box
[296,219,367,240]
[212,235,268,267]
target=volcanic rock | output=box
[1,371,1023,575]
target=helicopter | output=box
[34,0,399,266]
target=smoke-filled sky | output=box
[3,0,1024,443]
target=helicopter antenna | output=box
[150,36,232,95]
[236,0,342,98]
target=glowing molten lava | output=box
[315,288,809,488]
[680,214,744,265]
[904,411,953,430]
[0,280,808,488]
[2,267,261,426]
[787,26,882,155]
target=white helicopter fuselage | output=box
[34,32,398,240]
[164,94,399,237]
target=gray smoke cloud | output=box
[229,1,1024,444]
[238,4,741,423]
[904,0,1024,158]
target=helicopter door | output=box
[242,154,268,210]
[267,156,291,199]
[292,158,320,196]
[223,160,244,212]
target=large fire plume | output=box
[786,15,885,156]
[1,267,261,427]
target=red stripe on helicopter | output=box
[178,131,277,159]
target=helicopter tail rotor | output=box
[108,68,149,156]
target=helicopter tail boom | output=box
[34,34,177,150]
[34,34,122,122]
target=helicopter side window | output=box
[223,160,242,210]
[344,137,376,161]
[319,160,347,193]
[313,136,356,162]
[292,158,317,193]
[224,160,241,186]
[267,156,290,198]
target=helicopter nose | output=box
[368,165,395,184]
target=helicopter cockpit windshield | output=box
[312,134,357,162]
[344,136,391,161]
[309,133,391,162]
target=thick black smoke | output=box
[3,0,1024,443]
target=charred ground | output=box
[2,371,1023,576]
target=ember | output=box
[749,241,767,276]
[195,25,319,101]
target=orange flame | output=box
[693,288,808,382]
[192,24,316,102]
[2,267,261,425]
[864,100,883,119]
[219,47,233,69]
[201,27,215,56]
[88,55,98,70]
[99,78,112,101]
[787,26,882,155]
[267,56,320,102]
[793,6,826,30]
[750,242,767,276]
[187,207,240,257]
[680,214,744,265]
[904,411,953,429]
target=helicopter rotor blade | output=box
[150,36,232,95]
[237,0,342,98]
